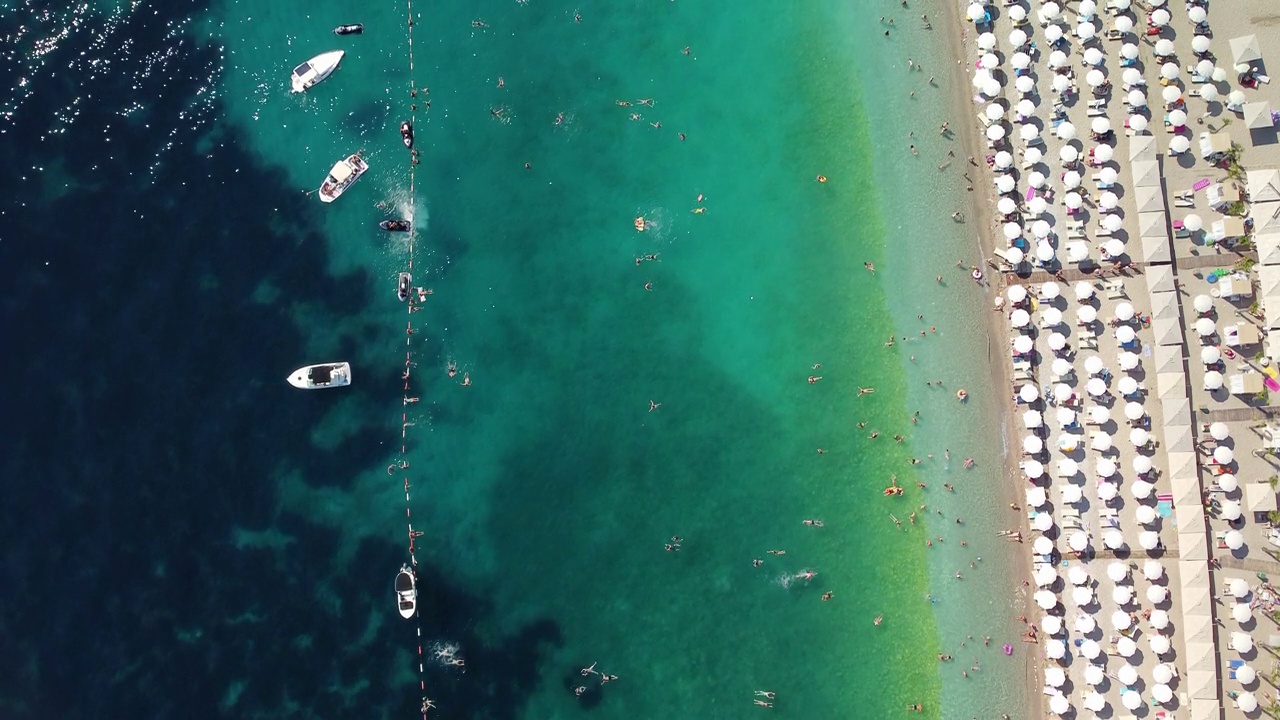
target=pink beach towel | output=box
[1193,178,1211,192]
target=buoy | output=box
[971,267,983,281]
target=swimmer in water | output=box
[874,615,883,626]
[615,100,632,107]
[678,132,687,141]
[649,400,661,412]
[821,591,833,601]
[753,558,763,567]
[554,112,565,125]
[461,373,471,386]
[447,361,458,378]
[766,549,785,556]
[858,386,875,396]
[864,262,875,273]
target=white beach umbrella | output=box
[1057,458,1077,476]
[1240,692,1259,713]
[1013,334,1033,354]
[1069,531,1089,552]
[1042,307,1063,327]
[1197,59,1216,80]
[1016,98,1035,119]
[1121,690,1143,711]
[1147,584,1168,603]
[1115,14,1134,34]
[1056,122,1076,141]
[1223,499,1242,521]
[1062,483,1082,504]
[1077,22,1096,42]
[1136,504,1157,525]
[1231,632,1254,653]
[1133,455,1152,474]
[1212,68,1229,83]
[1034,535,1054,555]
[1102,213,1123,233]
[1091,117,1111,136]
[1003,222,1022,240]
[1116,371,1136,394]
[1238,664,1257,684]
[1123,68,1143,87]
[1036,241,1055,263]
[1201,347,1221,366]
[997,196,1016,215]
[1096,456,1116,477]
[1124,401,1145,421]
[1144,560,1164,580]
[1059,145,1078,163]
[1035,589,1057,609]
[1011,52,1031,71]
[1076,614,1096,634]
[1046,333,1066,353]
[1104,528,1125,549]
[996,174,1015,194]
[1192,35,1211,54]
[1139,530,1160,550]
[1099,167,1119,186]
[1113,584,1134,605]
[1151,7,1170,26]
[1150,609,1170,630]
[1094,143,1114,163]
[1160,62,1179,81]
[1009,29,1027,48]
[1066,565,1088,586]
[1027,487,1048,509]
[1116,635,1138,657]
[1152,684,1173,705]
[1041,2,1062,20]
[1086,68,1106,88]
[1083,47,1104,67]
[1226,529,1245,550]
[1196,317,1217,337]
[1027,169,1046,188]
[1032,219,1051,239]
[1132,480,1154,499]
[1063,170,1082,189]
[1091,432,1112,451]
[1150,633,1171,653]
[1044,666,1066,688]
[979,53,999,71]
[1122,43,1140,61]
[1065,192,1083,210]
[1048,50,1068,70]
[1023,409,1043,429]
[1106,240,1127,263]
[1149,663,1174,685]
[1023,434,1044,454]
[1188,5,1207,23]
[1045,23,1063,44]
[1115,302,1135,321]
[1129,114,1148,133]
[1155,38,1175,57]
[1220,473,1239,492]
[1234,602,1253,624]
[1172,135,1193,155]
[1087,377,1107,396]
[1163,85,1183,104]
[1034,512,1054,532]
[1072,585,1094,607]
[1099,190,1118,210]
[1205,370,1224,390]
[1129,427,1149,446]
[1075,282,1094,300]
[1193,294,1213,313]
[1016,74,1035,95]
[1169,108,1188,127]
[1107,561,1129,582]
[1007,284,1027,303]
[1025,459,1045,478]
[1051,73,1072,94]
[1019,384,1039,403]
[1084,665,1105,686]
[993,150,1013,170]
[1042,281,1061,299]
[986,124,1006,141]
[1128,89,1147,107]
[1210,422,1230,441]
[1041,614,1063,635]
[969,3,989,22]
[1081,637,1102,658]
[1005,246,1025,265]
[1085,355,1104,375]
[1084,691,1106,712]
[1230,578,1251,599]
[1052,357,1072,377]
[1117,664,1139,685]
[1048,693,1070,716]
[1118,351,1139,370]
[1215,445,1234,465]
[1079,0,1098,17]
[1078,305,1097,323]
[1010,308,1030,328]
[1229,90,1247,109]
[977,31,997,51]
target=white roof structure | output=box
[1151,290,1180,320]
[1139,211,1167,239]
[1247,482,1277,512]
[1168,451,1198,480]
[1142,234,1171,264]
[1230,34,1263,65]
[1245,101,1275,130]
[1258,232,1280,266]
[1129,134,1157,162]
[1134,185,1165,213]
[1152,317,1184,346]
[1152,342,1184,374]
[1131,160,1160,187]
[1248,169,1280,204]
[1158,371,1187,398]
[1146,263,1176,293]
[1253,202,1280,235]
[1261,264,1280,300]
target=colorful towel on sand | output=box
[1193,177,1211,192]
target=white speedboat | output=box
[395,565,417,619]
[318,152,368,203]
[286,362,351,389]
[290,50,345,93]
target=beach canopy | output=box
[1075,282,1094,300]
[1049,693,1069,716]
[1226,530,1245,550]
[1084,665,1105,686]
[1214,446,1234,464]
[1192,35,1211,54]
[1240,692,1259,713]
[1210,421,1230,440]
[1136,504,1157,525]
[1133,455,1152,474]
[1025,459,1044,478]
[1205,370,1224,390]
[1077,305,1097,323]
[1238,663,1257,684]
[1118,351,1139,370]
[1220,473,1239,492]
[1150,633,1171,653]
[1115,324,1135,343]
[1083,48,1104,67]
[1155,38,1175,57]
[1034,589,1057,609]
[1096,456,1116,477]
[1091,432,1112,452]
[1013,334,1033,354]
[1232,632,1254,653]
[1230,578,1251,598]
[1068,531,1089,552]
[1231,34,1263,66]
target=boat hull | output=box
[290,50,345,93]
[287,362,352,389]
[318,153,368,203]
[396,567,417,619]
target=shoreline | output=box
[934,1,1042,718]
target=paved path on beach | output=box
[1201,406,1280,422]
[1219,554,1280,576]
[1176,251,1256,270]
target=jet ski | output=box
[380,220,411,232]
[333,24,364,35]
[398,273,412,302]
[400,121,414,149]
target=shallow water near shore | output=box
[2,0,1020,718]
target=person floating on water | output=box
[858,386,875,396]
[581,662,598,676]
[753,700,773,708]
[821,591,834,601]
[649,400,661,412]
[808,376,822,384]
[874,615,884,625]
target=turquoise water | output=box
[196,0,1030,717]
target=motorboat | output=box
[287,362,351,389]
[400,121,414,149]
[396,565,417,619]
[333,24,363,35]
[290,50,345,93]
[398,272,412,302]
[380,219,411,232]
[318,152,368,203]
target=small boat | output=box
[287,362,352,390]
[398,272,412,302]
[396,565,417,619]
[333,24,363,35]
[400,120,414,149]
[380,219,411,232]
[318,152,368,203]
[290,50,345,93]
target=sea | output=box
[0,0,1029,718]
